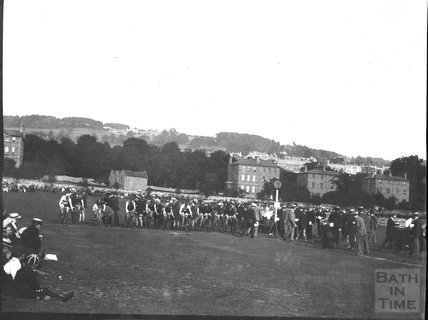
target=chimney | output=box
[404,172,407,180]
[304,165,307,173]
[229,156,233,164]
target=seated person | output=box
[3,246,74,302]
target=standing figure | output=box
[283,203,297,241]
[368,210,379,245]
[353,211,369,256]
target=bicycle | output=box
[59,206,71,225]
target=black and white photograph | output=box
[1,0,426,319]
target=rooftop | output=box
[363,174,408,181]
[4,130,23,137]
[123,170,148,179]
[301,169,340,176]
[230,158,280,168]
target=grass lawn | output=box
[1,192,426,318]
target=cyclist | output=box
[125,196,137,228]
[58,193,73,224]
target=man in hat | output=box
[368,209,379,245]
[409,212,424,258]
[306,207,316,240]
[284,203,297,241]
[380,213,399,250]
[328,207,341,247]
[20,218,44,255]
[346,209,357,249]
[240,203,256,238]
[353,211,369,256]
[252,202,261,237]
[3,213,22,245]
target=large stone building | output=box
[226,158,280,198]
[109,170,148,191]
[361,173,410,203]
[4,130,24,168]
[297,167,340,197]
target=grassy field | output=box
[1,192,426,319]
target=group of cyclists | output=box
[58,190,88,225]
[123,194,241,232]
[53,188,426,258]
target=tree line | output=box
[3,135,229,195]
[4,134,424,209]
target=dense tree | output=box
[390,155,426,211]
[3,158,18,177]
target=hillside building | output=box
[327,162,363,175]
[297,166,340,197]
[246,151,314,173]
[109,170,148,191]
[362,173,410,203]
[4,129,25,168]
[226,158,280,198]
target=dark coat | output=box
[412,218,423,237]
[20,225,42,254]
[106,197,120,212]
[386,217,398,238]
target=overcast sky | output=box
[3,0,427,161]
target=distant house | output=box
[108,170,148,191]
[297,166,340,197]
[327,161,363,175]
[226,157,280,198]
[362,173,410,203]
[4,129,25,168]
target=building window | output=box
[246,185,250,193]
[379,180,382,184]
[240,185,245,190]
[253,167,256,172]
[12,137,16,142]
[312,182,315,188]
[312,174,315,179]
[242,166,246,172]
[320,183,324,189]
[251,186,255,193]
[262,176,265,181]
[241,175,245,181]
[5,146,9,153]
[11,147,16,153]
[5,137,9,142]
[403,189,407,194]
[247,175,251,182]
[386,188,390,194]
[252,175,256,182]
[320,175,324,179]
[396,188,399,194]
